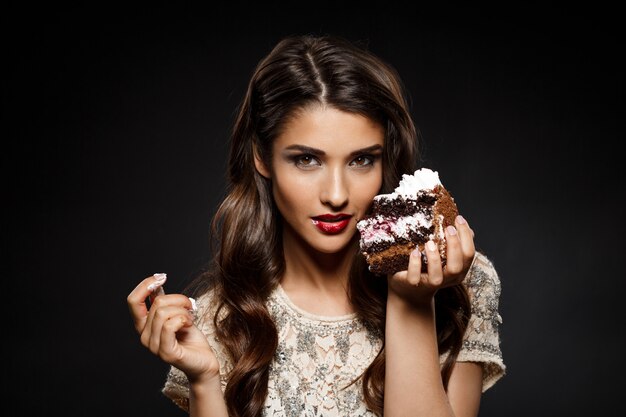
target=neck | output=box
[279,226,358,315]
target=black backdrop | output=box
[5,2,624,416]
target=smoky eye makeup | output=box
[350,153,379,167]
[288,153,321,168]
[281,144,382,169]
[281,145,324,168]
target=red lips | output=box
[311,213,353,234]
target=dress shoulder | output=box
[458,251,506,391]
[161,289,231,412]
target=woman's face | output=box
[256,106,384,255]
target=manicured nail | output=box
[411,248,420,257]
[456,215,466,225]
[426,240,437,252]
[446,225,457,236]
[148,273,167,292]
[189,297,197,313]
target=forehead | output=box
[274,106,384,151]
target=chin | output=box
[283,221,359,256]
[308,234,359,255]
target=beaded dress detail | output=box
[162,252,505,415]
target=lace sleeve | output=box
[458,252,506,391]
[161,290,231,411]
[162,365,191,412]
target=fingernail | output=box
[153,273,167,282]
[411,248,420,257]
[456,215,466,225]
[426,240,437,252]
[446,225,457,236]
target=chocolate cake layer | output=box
[370,193,437,217]
[361,225,433,255]
[366,243,416,275]
[358,181,459,275]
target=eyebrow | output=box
[283,144,383,157]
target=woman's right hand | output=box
[127,275,220,384]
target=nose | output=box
[320,167,348,209]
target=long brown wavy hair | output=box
[189,34,470,417]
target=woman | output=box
[127,34,505,417]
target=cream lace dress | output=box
[162,252,505,416]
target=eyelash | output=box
[350,155,376,167]
[292,154,320,168]
[290,154,378,169]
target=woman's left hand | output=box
[388,215,476,306]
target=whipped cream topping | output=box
[394,168,441,197]
[148,273,167,294]
[372,168,441,201]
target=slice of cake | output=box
[356,168,458,275]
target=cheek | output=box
[356,170,383,203]
[272,174,313,211]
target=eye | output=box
[350,154,375,167]
[293,154,321,168]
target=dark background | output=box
[5,2,623,416]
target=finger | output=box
[127,274,167,334]
[443,225,464,275]
[145,274,167,333]
[148,273,167,304]
[455,215,476,264]
[144,292,195,322]
[425,240,443,286]
[147,305,193,355]
[159,313,194,363]
[143,294,195,348]
[405,247,424,286]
